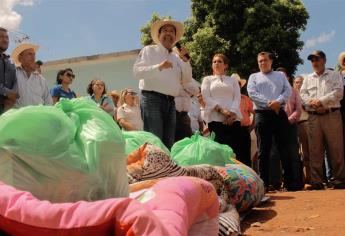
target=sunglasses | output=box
[310,58,320,63]
[65,72,75,78]
[126,92,137,96]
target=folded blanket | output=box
[0,176,219,236]
[127,143,244,235]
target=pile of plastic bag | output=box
[0,98,128,202]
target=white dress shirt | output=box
[117,104,143,131]
[175,79,199,112]
[16,67,53,107]
[189,99,202,133]
[201,74,242,123]
[300,69,343,110]
[133,44,192,97]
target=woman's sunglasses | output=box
[65,72,75,78]
[126,91,137,96]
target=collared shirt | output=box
[189,99,202,133]
[285,88,302,124]
[88,94,115,116]
[247,71,291,110]
[133,44,192,97]
[50,85,76,100]
[16,67,52,107]
[0,54,17,105]
[201,74,242,123]
[300,69,343,110]
[117,103,143,131]
[240,94,254,126]
[175,79,199,112]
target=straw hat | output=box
[151,19,184,45]
[338,51,345,69]
[231,73,247,88]
[11,43,39,66]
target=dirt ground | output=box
[241,189,345,236]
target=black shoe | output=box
[333,182,345,189]
[286,184,303,192]
[306,182,325,190]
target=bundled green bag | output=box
[0,98,129,202]
[171,132,236,166]
[122,130,170,155]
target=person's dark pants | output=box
[238,126,252,167]
[269,137,283,188]
[175,111,193,142]
[208,121,242,161]
[0,103,4,115]
[255,109,303,191]
[140,90,176,150]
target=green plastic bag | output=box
[171,132,236,166]
[122,130,170,155]
[0,98,129,202]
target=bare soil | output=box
[242,189,345,236]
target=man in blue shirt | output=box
[247,52,303,191]
[0,27,17,114]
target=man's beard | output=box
[0,46,9,53]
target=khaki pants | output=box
[307,110,345,183]
[298,121,310,183]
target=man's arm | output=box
[319,72,343,107]
[288,90,302,123]
[41,78,53,105]
[133,46,161,80]
[276,75,292,105]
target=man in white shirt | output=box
[133,19,192,149]
[174,79,199,141]
[11,43,52,107]
[300,50,345,190]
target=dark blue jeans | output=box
[140,90,176,149]
[255,109,303,190]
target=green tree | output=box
[185,0,309,80]
[139,0,308,80]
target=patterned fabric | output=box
[216,164,265,213]
[219,204,241,236]
[127,143,225,196]
[127,143,242,235]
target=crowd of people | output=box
[2,17,345,192]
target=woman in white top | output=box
[201,53,242,158]
[117,88,143,131]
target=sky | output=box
[1,0,344,76]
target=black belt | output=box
[307,108,340,115]
[141,90,174,101]
[176,111,188,115]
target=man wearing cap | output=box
[0,27,18,114]
[133,19,192,149]
[300,50,345,190]
[12,43,52,107]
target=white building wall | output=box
[41,50,140,96]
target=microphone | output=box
[175,42,190,60]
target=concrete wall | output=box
[41,49,140,96]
